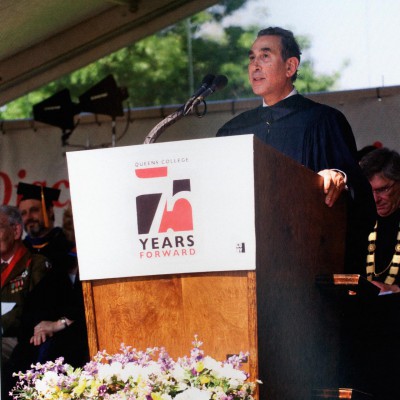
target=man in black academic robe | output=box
[217,27,376,272]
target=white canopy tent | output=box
[0,0,218,105]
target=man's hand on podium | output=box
[318,169,347,207]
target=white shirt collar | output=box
[263,87,298,107]
[1,255,13,264]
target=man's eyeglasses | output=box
[372,181,397,195]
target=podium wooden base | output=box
[83,270,258,380]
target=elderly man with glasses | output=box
[1,205,50,398]
[360,147,400,293]
[343,147,400,400]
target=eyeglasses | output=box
[372,181,397,195]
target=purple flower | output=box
[99,384,108,395]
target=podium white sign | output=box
[67,135,256,280]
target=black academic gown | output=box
[341,209,400,399]
[217,94,376,272]
[3,261,89,399]
[374,208,400,282]
[23,227,73,273]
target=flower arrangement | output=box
[10,336,259,399]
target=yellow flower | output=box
[89,379,102,396]
[151,393,162,400]
[199,375,210,384]
[195,362,204,373]
[72,379,87,396]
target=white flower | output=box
[97,362,123,382]
[220,363,247,381]
[116,361,164,383]
[203,356,221,372]
[171,364,187,381]
[34,371,60,394]
[174,387,212,400]
[175,381,189,392]
[97,363,110,381]
[109,361,124,379]
[119,362,141,381]
[107,393,128,400]
[143,360,162,377]
[203,356,246,383]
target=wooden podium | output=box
[79,137,347,400]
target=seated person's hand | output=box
[318,169,346,207]
[30,321,56,346]
[30,319,72,346]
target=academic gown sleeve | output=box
[301,104,377,273]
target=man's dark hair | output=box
[257,27,301,82]
[359,147,400,181]
[357,144,380,162]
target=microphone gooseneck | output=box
[144,74,228,144]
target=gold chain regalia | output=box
[366,221,400,285]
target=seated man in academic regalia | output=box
[6,204,89,396]
[335,148,400,400]
[16,182,73,273]
[5,187,89,396]
[1,205,50,399]
[359,148,400,292]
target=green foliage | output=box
[296,60,340,93]
[293,35,341,94]
[0,0,342,120]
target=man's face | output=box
[18,199,48,237]
[0,213,20,260]
[369,174,400,217]
[248,35,297,105]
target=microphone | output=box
[191,74,216,98]
[198,75,228,101]
[183,74,215,114]
[185,75,228,114]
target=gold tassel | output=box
[40,186,49,228]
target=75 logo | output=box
[135,166,193,235]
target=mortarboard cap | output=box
[17,183,61,228]
[17,182,60,206]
